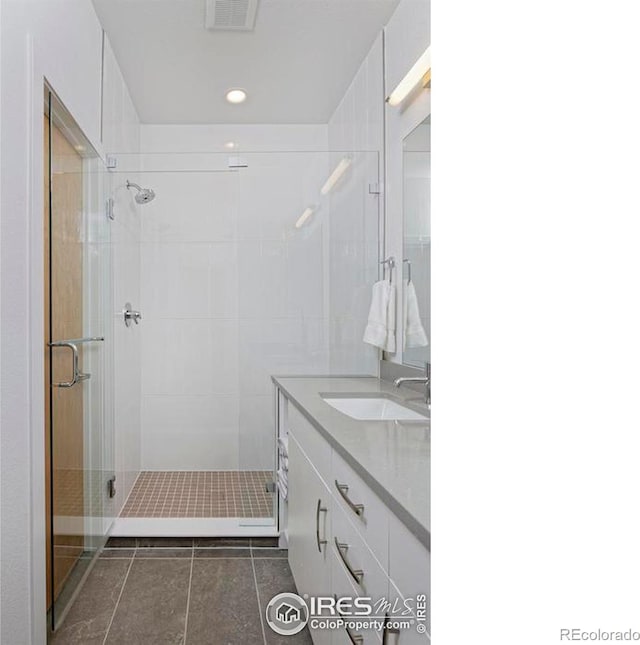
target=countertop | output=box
[272,376,430,549]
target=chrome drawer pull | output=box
[335,480,365,517]
[382,613,400,644]
[334,595,364,644]
[49,337,104,387]
[316,499,328,553]
[334,537,364,586]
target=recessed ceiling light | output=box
[224,141,237,149]
[226,89,247,104]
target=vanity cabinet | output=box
[284,395,430,644]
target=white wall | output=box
[383,0,431,365]
[0,4,139,642]
[326,0,431,372]
[327,34,384,375]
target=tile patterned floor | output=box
[51,537,312,645]
[120,471,273,518]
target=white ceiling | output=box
[92,0,400,124]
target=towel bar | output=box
[403,258,412,283]
[379,256,395,284]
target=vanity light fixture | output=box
[295,206,315,229]
[224,141,237,149]
[225,88,247,104]
[320,157,352,195]
[386,46,431,107]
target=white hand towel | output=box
[363,280,396,353]
[277,468,288,500]
[404,280,429,348]
[277,436,289,457]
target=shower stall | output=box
[43,117,380,625]
[107,148,381,537]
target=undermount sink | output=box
[321,396,428,421]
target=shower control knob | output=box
[123,303,143,327]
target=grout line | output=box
[183,542,195,645]
[250,545,268,645]
[102,545,136,645]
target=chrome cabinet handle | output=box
[334,537,364,586]
[382,613,400,644]
[335,480,365,518]
[316,499,328,553]
[334,595,364,644]
[49,337,104,387]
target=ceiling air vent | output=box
[205,0,259,31]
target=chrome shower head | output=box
[126,180,156,204]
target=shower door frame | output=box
[44,85,115,632]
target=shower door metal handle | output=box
[49,337,104,387]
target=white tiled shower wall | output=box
[327,33,384,374]
[136,127,380,471]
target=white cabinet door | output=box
[288,433,333,645]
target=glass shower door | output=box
[46,90,114,629]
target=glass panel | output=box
[106,150,378,531]
[236,150,380,527]
[402,118,431,367]
[46,90,113,629]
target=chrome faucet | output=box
[394,362,430,408]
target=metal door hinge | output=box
[368,182,381,194]
[107,476,116,499]
[228,156,248,168]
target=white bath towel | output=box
[363,280,396,353]
[404,280,429,348]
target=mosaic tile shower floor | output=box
[119,471,273,518]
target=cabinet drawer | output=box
[332,450,389,572]
[330,542,385,645]
[332,501,388,606]
[388,516,430,638]
[289,403,332,483]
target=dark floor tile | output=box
[254,559,313,645]
[135,548,193,558]
[186,559,264,645]
[251,548,288,559]
[194,537,250,548]
[51,559,130,645]
[100,548,135,559]
[250,537,280,548]
[194,548,251,559]
[105,537,137,549]
[137,537,194,548]
[105,558,191,645]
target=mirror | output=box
[402,116,430,367]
